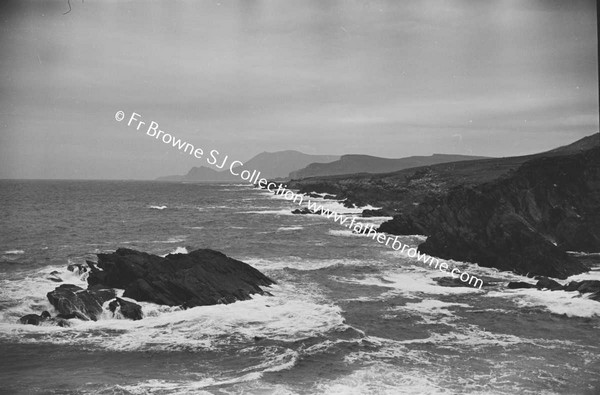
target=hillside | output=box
[378,146,599,278]
[289,153,489,179]
[287,134,599,209]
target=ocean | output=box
[0,180,599,394]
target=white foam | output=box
[277,226,304,231]
[240,209,295,216]
[566,269,600,282]
[166,246,189,255]
[4,249,25,255]
[152,236,188,244]
[486,288,600,318]
[0,282,347,352]
[148,205,167,210]
[328,229,362,237]
[334,266,483,298]
[315,361,448,395]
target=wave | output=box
[277,226,304,231]
[334,266,483,299]
[485,288,600,318]
[3,250,24,255]
[0,280,347,352]
[240,209,295,216]
[328,229,363,237]
[148,205,167,210]
[151,236,188,244]
[160,246,188,256]
[242,257,383,272]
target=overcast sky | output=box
[0,0,597,179]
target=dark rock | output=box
[47,284,116,321]
[535,277,564,291]
[19,311,51,325]
[507,281,537,289]
[589,291,600,302]
[563,280,600,294]
[88,248,275,308]
[67,263,88,275]
[108,297,143,320]
[362,208,395,217]
[291,208,316,215]
[51,318,71,327]
[378,148,599,279]
[48,271,63,283]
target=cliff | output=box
[378,147,600,278]
[289,153,488,180]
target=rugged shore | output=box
[20,248,275,325]
[286,135,599,278]
[379,147,599,278]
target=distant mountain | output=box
[289,153,490,180]
[240,151,339,180]
[157,151,339,182]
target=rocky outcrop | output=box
[362,208,395,217]
[88,248,275,307]
[46,284,116,321]
[292,208,317,215]
[379,147,599,279]
[508,278,600,302]
[108,297,143,320]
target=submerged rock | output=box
[46,284,116,321]
[108,297,143,320]
[88,248,275,308]
[18,311,70,327]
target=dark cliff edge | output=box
[378,147,600,278]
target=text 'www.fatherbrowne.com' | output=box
[115,110,484,289]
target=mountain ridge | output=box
[289,153,490,179]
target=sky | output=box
[0,0,597,180]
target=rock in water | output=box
[19,311,51,325]
[46,284,116,321]
[535,277,564,291]
[507,281,537,289]
[88,248,275,308]
[108,297,143,320]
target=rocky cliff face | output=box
[379,147,600,278]
[289,154,488,180]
